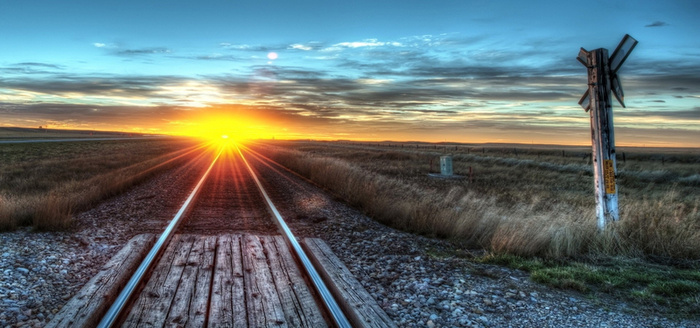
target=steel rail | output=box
[97,146,224,328]
[234,143,352,328]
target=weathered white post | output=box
[577,34,637,230]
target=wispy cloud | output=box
[0,103,185,129]
[335,39,402,48]
[114,47,172,56]
[0,74,183,100]
[15,62,63,69]
[92,42,172,57]
[645,21,669,27]
[0,62,63,75]
[192,54,243,61]
[618,107,700,120]
[288,43,321,51]
[323,39,403,51]
[93,42,120,49]
[219,43,280,52]
[219,43,252,50]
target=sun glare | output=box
[174,111,276,145]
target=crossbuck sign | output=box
[577,34,638,230]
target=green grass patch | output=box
[648,280,700,297]
[476,252,549,271]
[477,252,700,317]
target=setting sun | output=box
[165,106,281,142]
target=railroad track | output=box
[48,141,394,328]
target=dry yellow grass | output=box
[258,141,700,260]
[0,138,205,231]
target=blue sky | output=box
[1,0,698,146]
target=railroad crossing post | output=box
[577,34,637,230]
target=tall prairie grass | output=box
[261,143,700,260]
[0,139,204,231]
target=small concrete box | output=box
[440,156,453,176]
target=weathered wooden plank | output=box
[303,238,396,328]
[46,234,156,328]
[164,236,215,327]
[208,234,246,327]
[121,234,193,327]
[163,237,203,327]
[208,235,233,327]
[243,235,287,327]
[194,236,217,325]
[265,236,328,327]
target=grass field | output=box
[259,140,699,259]
[0,137,203,230]
[253,140,700,316]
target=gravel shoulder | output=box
[1,153,698,328]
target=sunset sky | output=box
[1,0,698,146]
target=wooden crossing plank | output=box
[303,238,397,328]
[243,235,287,327]
[164,235,216,327]
[208,234,246,327]
[195,236,218,325]
[122,234,193,327]
[63,233,392,328]
[46,234,156,328]
[264,236,328,328]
